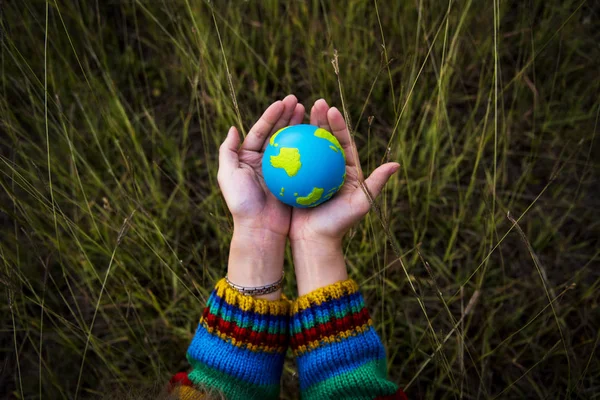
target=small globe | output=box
[262,124,346,208]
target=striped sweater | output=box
[170,278,407,400]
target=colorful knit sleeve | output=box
[290,279,407,400]
[171,278,290,399]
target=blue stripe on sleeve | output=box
[295,326,386,390]
[187,324,285,386]
[207,291,289,328]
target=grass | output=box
[1,1,599,398]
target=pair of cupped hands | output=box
[218,96,400,300]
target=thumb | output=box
[217,126,241,183]
[352,162,400,213]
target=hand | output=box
[218,95,304,299]
[289,99,399,295]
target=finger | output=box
[310,106,317,125]
[261,95,299,151]
[241,100,284,152]
[311,98,331,132]
[327,106,358,168]
[352,162,400,213]
[218,126,240,180]
[289,103,305,125]
[270,94,299,132]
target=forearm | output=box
[172,227,290,399]
[290,238,406,399]
[290,237,348,296]
[228,226,286,300]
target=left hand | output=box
[218,95,304,299]
[218,95,305,236]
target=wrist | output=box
[290,236,348,296]
[227,226,286,300]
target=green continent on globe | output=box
[296,187,324,206]
[270,147,301,177]
[269,127,288,147]
[314,128,344,159]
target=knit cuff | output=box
[290,279,371,356]
[290,280,401,398]
[186,279,291,398]
[200,278,290,352]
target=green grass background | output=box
[1,1,599,399]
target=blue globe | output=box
[262,124,346,208]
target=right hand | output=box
[288,99,399,295]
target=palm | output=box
[234,149,291,236]
[218,96,305,237]
[290,165,361,239]
[289,100,399,242]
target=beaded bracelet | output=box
[225,272,285,296]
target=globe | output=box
[262,124,346,208]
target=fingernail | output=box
[391,163,401,173]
